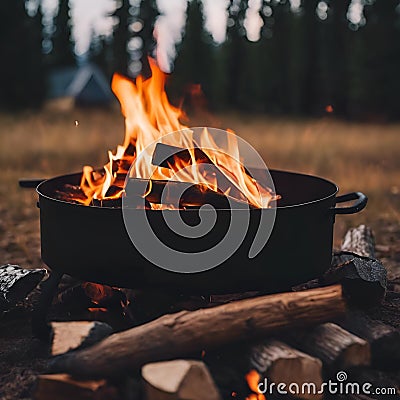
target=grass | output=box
[0,108,399,262]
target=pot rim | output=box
[36,169,339,211]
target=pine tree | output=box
[365,0,400,119]
[170,0,214,106]
[223,0,248,109]
[49,0,75,67]
[112,0,130,75]
[0,0,45,109]
[300,0,320,115]
[28,1,46,106]
[137,0,158,78]
[258,0,293,114]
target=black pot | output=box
[26,169,367,294]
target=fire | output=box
[78,58,278,209]
[246,370,266,400]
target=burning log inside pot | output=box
[151,143,211,169]
[49,285,345,378]
[124,177,252,209]
[150,142,274,206]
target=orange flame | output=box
[246,370,266,400]
[78,58,278,209]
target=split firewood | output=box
[142,360,222,400]
[51,321,113,356]
[328,252,387,306]
[293,225,387,306]
[49,285,345,378]
[339,311,400,369]
[0,264,46,312]
[287,322,370,372]
[341,225,375,258]
[336,225,386,305]
[34,374,119,400]
[249,340,323,400]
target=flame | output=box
[77,58,278,209]
[246,370,266,400]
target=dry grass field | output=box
[0,108,399,272]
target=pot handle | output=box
[19,179,45,189]
[332,192,368,215]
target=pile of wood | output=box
[15,225,398,399]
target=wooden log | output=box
[341,225,375,258]
[150,143,260,203]
[338,224,386,305]
[49,285,345,378]
[249,340,323,400]
[151,143,211,169]
[287,322,371,372]
[125,178,251,209]
[329,252,387,306]
[339,311,400,369]
[51,321,113,356]
[293,225,387,307]
[34,374,118,400]
[142,360,222,400]
[151,143,254,179]
[0,264,46,312]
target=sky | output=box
[38,0,364,72]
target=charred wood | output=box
[329,252,386,306]
[293,225,387,307]
[125,178,252,209]
[151,143,211,169]
[49,285,345,378]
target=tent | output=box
[47,64,115,108]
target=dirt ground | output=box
[0,110,399,399]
